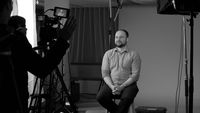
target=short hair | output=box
[0,0,12,11]
[117,29,129,38]
[8,16,26,29]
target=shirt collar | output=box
[114,46,128,53]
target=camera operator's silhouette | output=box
[0,0,77,113]
[8,15,27,36]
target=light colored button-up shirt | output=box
[101,47,141,85]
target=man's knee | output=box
[96,92,106,103]
[96,92,101,102]
[96,92,112,103]
[120,97,134,105]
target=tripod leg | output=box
[28,77,39,113]
[28,77,47,113]
[54,67,78,113]
[29,77,44,113]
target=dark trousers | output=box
[96,82,139,113]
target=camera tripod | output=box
[28,46,77,113]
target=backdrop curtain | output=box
[69,7,118,64]
[12,0,38,106]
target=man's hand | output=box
[110,84,118,95]
[110,84,117,92]
[16,27,27,35]
[112,85,124,95]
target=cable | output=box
[114,0,124,22]
[183,16,189,113]
[174,31,183,113]
[174,16,186,113]
[44,8,54,14]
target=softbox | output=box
[157,0,200,15]
[157,0,178,14]
[175,0,200,12]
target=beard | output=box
[115,43,126,48]
[115,40,127,48]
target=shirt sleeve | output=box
[101,51,110,78]
[130,52,141,81]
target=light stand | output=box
[183,11,197,113]
[184,11,198,113]
[108,0,113,49]
[188,12,196,113]
[108,0,124,49]
[157,1,199,113]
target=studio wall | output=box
[119,5,200,113]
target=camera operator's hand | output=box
[59,16,76,42]
[16,27,27,36]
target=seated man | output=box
[96,29,141,113]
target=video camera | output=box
[41,7,70,26]
[38,7,70,46]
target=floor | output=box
[75,93,136,113]
[75,93,106,113]
[28,93,105,113]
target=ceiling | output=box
[70,0,157,7]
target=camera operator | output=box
[8,15,27,36]
[0,0,76,113]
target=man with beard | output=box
[97,29,141,113]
